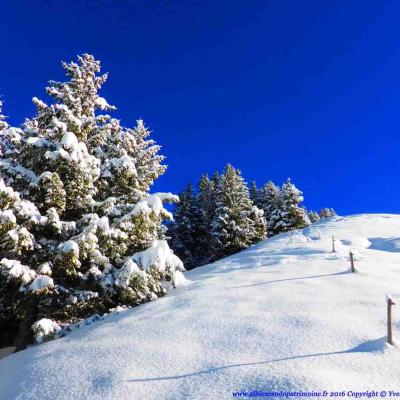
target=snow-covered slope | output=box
[2,214,400,399]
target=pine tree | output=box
[211,164,266,257]
[258,181,281,236]
[308,210,320,223]
[211,171,220,193]
[0,100,22,159]
[0,100,6,131]
[0,54,184,349]
[271,178,310,233]
[249,180,260,206]
[198,175,216,224]
[168,183,204,269]
[197,174,217,263]
[319,208,336,219]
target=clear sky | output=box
[1,1,400,215]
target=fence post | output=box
[332,236,336,253]
[349,251,355,273]
[387,296,396,345]
[318,231,321,240]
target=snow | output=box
[109,155,137,174]
[115,259,142,288]
[37,262,52,276]
[0,209,16,225]
[368,237,400,253]
[2,214,400,399]
[60,131,79,148]
[29,275,54,292]
[31,319,61,344]
[26,136,52,148]
[95,97,111,110]
[0,258,36,285]
[59,240,79,256]
[32,97,48,109]
[171,270,189,288]
[0,160,38,182]
[131,192,179,219]
[132,239,185,273]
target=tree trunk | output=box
[14,295,38,352]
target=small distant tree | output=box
[258,181,281,236]
[168,183,204,269]
[211,164,266,257]
[270,178,310,234]
[319,208,336,219]
[197,174,218,264]
[0,100,22,158]
[308,210,320,223]
[249,180,260,206]
[0,100,6,130]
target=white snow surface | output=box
[2,214,400,399]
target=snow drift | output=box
[1,214,400,399]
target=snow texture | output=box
[29,275,54,292]
[0,258,36,285]
[31,319,61,344]
[131,193,179,219]
[2,214,400,399]
[132,239,184,273]
[37,262,52,276]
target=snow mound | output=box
[368,237,400,253]
[31,319,61,344]
[2,214,400,399]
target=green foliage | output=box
[0,54,181,349]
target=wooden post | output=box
[387,296,396,345]
[332,236,336,253]
[349,251,355,273]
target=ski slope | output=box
[1,214,400,399]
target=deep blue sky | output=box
[1,1,400,215]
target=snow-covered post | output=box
[332,236,336,253]
[387,295,395,345]
[349,251,355,273]
[317,231,321,240]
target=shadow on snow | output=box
[127,337,387,383]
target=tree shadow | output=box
[127,337,387,383]
[230,270,348,289]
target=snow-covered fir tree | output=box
[319,207,336,219]
[256,181,280,236]
[0,54,184,350]
[308,210,320,223]
[168,183,205,269]
[198,174,216,228]
[0,100,23,159]
[211,164,266,257]
[196,174,218,264]
[269,178,310,234]
[249,180,260,206]
[0,100,6,131]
